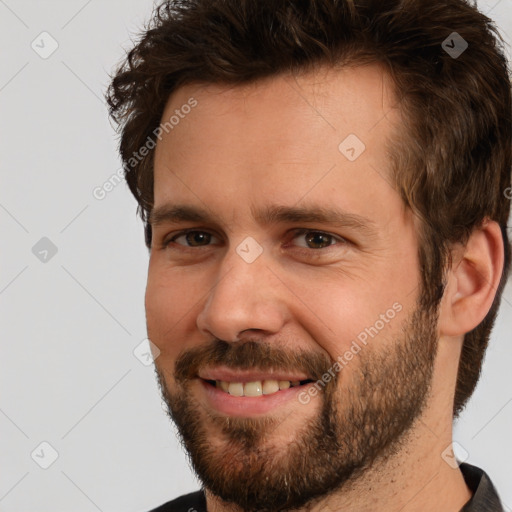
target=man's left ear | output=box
[438,220,504,337]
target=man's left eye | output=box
[291,230,345,249]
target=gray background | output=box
[0,1,511,510]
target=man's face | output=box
[146,65,438,510]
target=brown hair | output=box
[107,0,512,417]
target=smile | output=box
[204,379,313,397]
[198,376,316,417]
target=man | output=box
[107,0,511,510]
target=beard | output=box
[154,300,439,512]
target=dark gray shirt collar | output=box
[460,462,505,511]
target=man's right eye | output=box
[166,230,219,248]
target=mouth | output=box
[202,378,314,397]
[196,368,317,416]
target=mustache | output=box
[174,339,334,384]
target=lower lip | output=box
[199,379,314,417]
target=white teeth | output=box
[227,382,244,396]
[244,381,263,397]
[214,379,305,396]
[262,380,280,394]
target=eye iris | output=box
[186,231,210,246]
[305,232,332,249]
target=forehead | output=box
[168,63,396,113]
[152,64,401,215]
[158,63,398,139]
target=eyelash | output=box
[163,228,348,252]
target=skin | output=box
[145,64,504,511]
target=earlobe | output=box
[438,220,504,338]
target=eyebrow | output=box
[149,203,377,236]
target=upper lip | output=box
[198,366,312,383]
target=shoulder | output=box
[147,490,206,512]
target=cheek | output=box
[145,267,200,360]
[287,271,411,366]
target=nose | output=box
[196,247,289,342]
